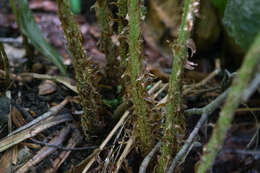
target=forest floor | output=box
[0,0,260,173]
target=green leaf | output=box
[103,99,119,109]
[223,0,260,51]
[210,0,227,15]
[17,0,67,75]
[69,0,81,14]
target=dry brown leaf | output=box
[38,80,57,95]
[0,149,13,172]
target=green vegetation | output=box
[223,0,260,50]
[197,32,260,173]
[2,0,260,172]
[69,0,81,14]
[128,0,154,152]
[158,0,194,171]
[16,0,67,75]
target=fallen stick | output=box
[139,141,162,173]
[167,113,209,173]
[17,125,71,173]
[82,111,130,173]
[44,127,83,173]
[114,136,135,173]
[8,97,69,137]
[0,113,72,152]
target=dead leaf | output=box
[38,80,57,95]
[29,0,57,12]
[0,150,12,172]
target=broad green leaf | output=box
[17,0,67,75]
[223,0,260,51]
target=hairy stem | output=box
[96,0,119,86]
[57,0,103,139]
[158,0,197,172]
[128,0,153,152]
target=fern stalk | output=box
[96,0,119,86]
[56,0,103,139]
[128,0,153,152]
[158,0,196,172]
[118,0,128,69]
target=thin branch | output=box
[82,111,130,173]
[197,32,260,173]
[167,113,208,173]
[8,97,70,136]
[0,71,78,93]
[44,127,83,173]
[183,68,220,94]
[29,138,97,151]
[139,141,162,173]
[17,126,71,173]
[222,148,260,158]
[242,73,260,101]
[114,136,135,173]
[147,80,162,95]
[0,113,72,152]
[184,88,230,116]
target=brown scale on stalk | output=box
[56,0,104,139]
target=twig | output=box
[30,138,97,151]
[0,70,78,93]
[0,113,72,152]
[139,141,162,173]
[17,126,71,173]
[242,73,260,101]
[156,70,221,107]
[183,69,220,94]
[102,121,127,172]
[44,127,83,173]
[82,111,130,173]
[197,32,260,173]
[156,95,168,107]
[114,136,135,173]
[20,73,78,93]
[152,84,168,100]
[8,97,69,137]
[184,88,230,115]
[167,113,208,173]
[147,80,162,95]
[236,107,260,112]
[221,148,260,159]
[11,100,33,122]
[0,37,23,45]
